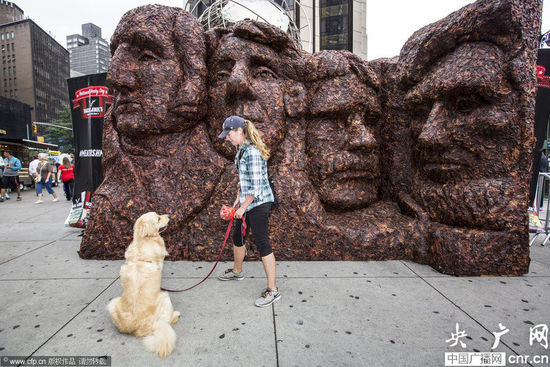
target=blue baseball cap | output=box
[218,115,245,138]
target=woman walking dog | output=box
[217,115,280,307]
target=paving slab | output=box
[0,222,73,242]
[0,278,115,357]
[425,277,550,359]
[274,277,514,367]
[530,244,550,269]
[0,241,122,280]
[0,241,55,264]
[34,278,277,367]
[162,259,268,279]
[273,260,417,278]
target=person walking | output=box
[1,151,22,201]
[57,156,75,201]
[216,115,280,307]
[29,154,40,191]
[35,153,58,204]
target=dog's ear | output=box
[136,218,157,238]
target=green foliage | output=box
[43,105,74,152]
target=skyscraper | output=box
[0,1,70,123]
[67,23,110,75]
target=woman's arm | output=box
[233,189,240,208]
[235,194,254,219]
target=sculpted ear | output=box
[284,82,307,118]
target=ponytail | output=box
[243,119,270,161]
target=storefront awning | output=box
[21,139,58,149]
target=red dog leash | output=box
[160,205,243,293]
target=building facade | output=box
[187,0,367,58]
[0,16,70,124]
[67,23,110,75]
[0,0,22,25]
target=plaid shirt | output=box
[235,140,274,211]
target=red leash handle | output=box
[161,217,234,293]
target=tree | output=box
[43,105,74,152]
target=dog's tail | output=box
[142,320,176,358]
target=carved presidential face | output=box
[206,35,296,157]
[107,6,206,137]
[406,42,522,229]
[306,71,381,210]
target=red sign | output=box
[537,65,546,79]
[72,86,113,119]
[536,65,550,90]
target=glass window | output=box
[11,32,14,39]
[320,5,348,17]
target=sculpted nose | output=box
[106,45,137,93]
[226,61,255,102]
[345,112,377,152]
[417,101,450,146]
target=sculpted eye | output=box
[254,66,277,80]
[138,50,158,62]
[409,102,433,120]
[454,95,484,114]
[216,70,231,79]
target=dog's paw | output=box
[170,311,181,325]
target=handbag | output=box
[35,162,47,183]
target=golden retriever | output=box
[107,212,180,358]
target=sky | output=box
[9,0,550,60]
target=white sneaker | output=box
[52,198,59,202]
[34,200,43,204]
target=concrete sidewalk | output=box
[1,189,549,367]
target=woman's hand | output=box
[234,207,246,219]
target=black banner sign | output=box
[530,49,550,203]
[67,73,111,224]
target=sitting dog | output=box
[107,212,180,358]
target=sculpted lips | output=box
[420,153,472,182]
[114,98,141,113]
[325,153,379,181]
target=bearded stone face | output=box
[406,43,523,230]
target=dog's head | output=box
[134,212,170,239]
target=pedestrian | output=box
[35,153,58,204]
[29,154,40,188]
[0,157,4,200]
[57,156,75,201]
[216,115,280,307]
[1,151,22,201]
[540,151,548,210]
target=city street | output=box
[0,189,548,366]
